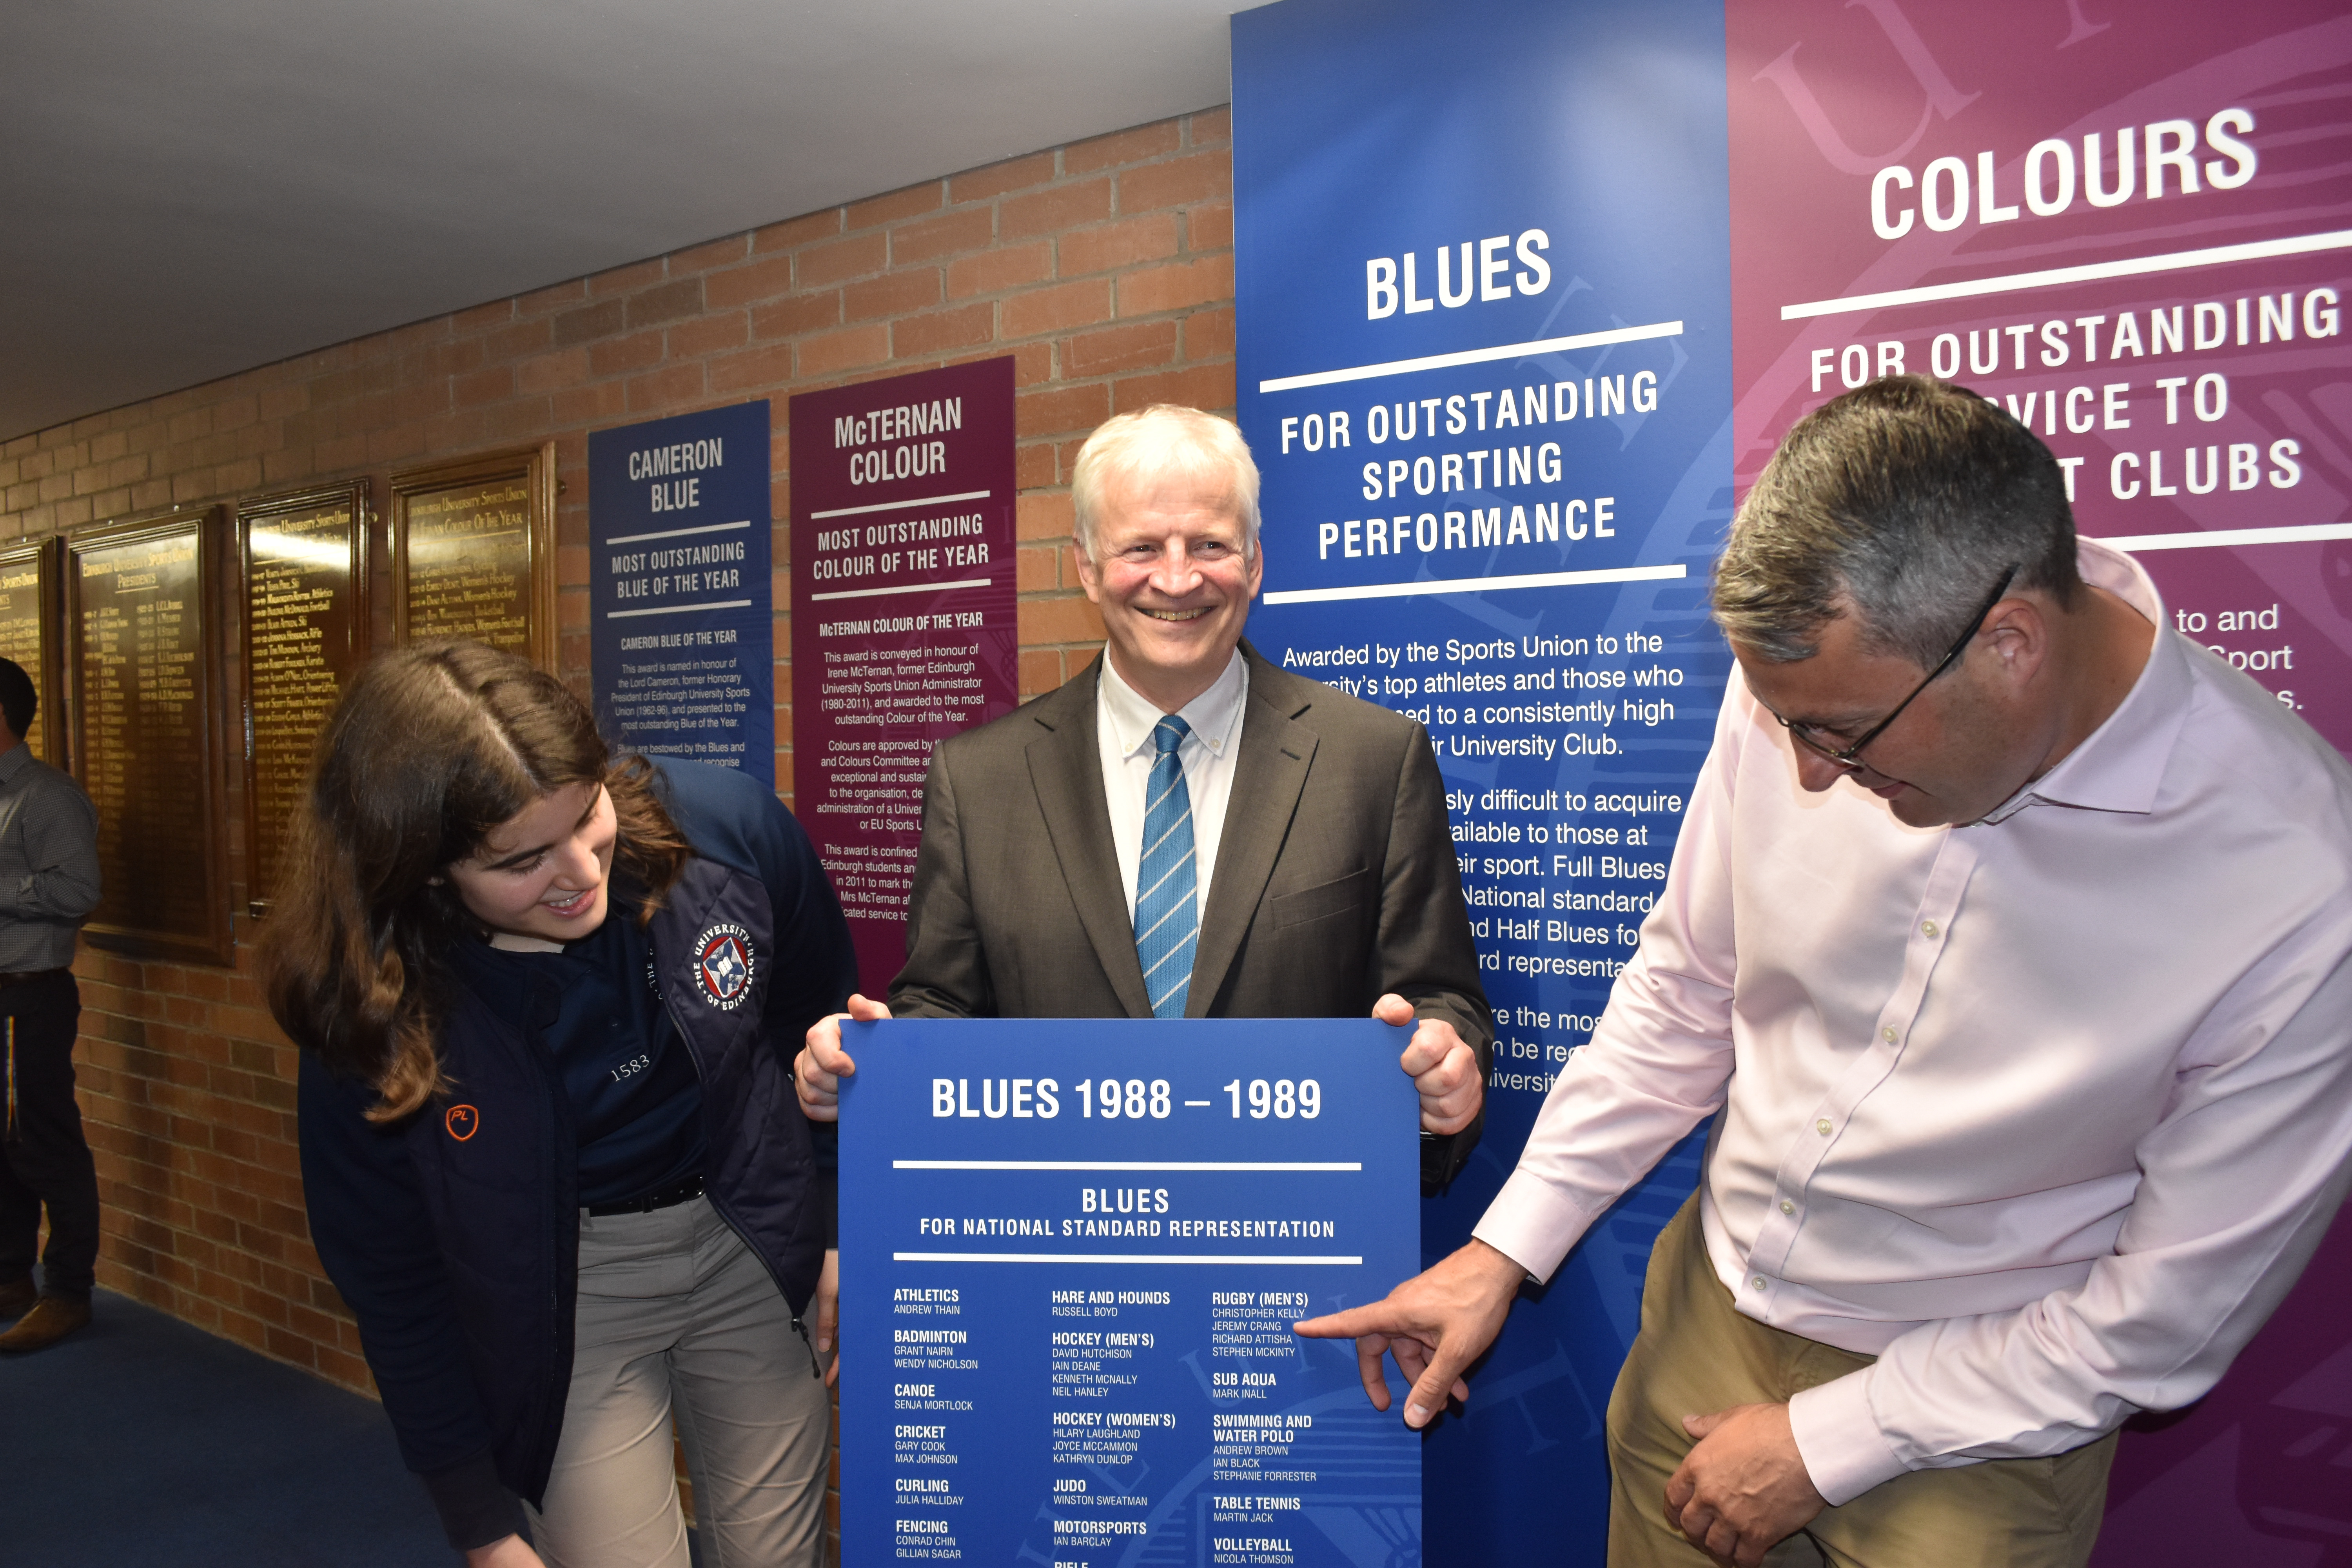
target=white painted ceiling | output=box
[0,0,1240,441]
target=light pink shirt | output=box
[1473,539,2352,1504]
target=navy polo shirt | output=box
[455,899,706,1210]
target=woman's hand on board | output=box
[796,994,892,1120]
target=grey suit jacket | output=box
[891,641,1494,1185]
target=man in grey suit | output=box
[797,405,1493,1356]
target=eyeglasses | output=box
[1769,565,2018,771]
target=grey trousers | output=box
[525,1195,830,1568]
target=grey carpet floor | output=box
[0,1287,456,1566]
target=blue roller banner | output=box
[588,400,776,785]
[1233,1,1732,1561]
[838,1017,1421,1567]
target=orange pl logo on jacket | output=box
[445,1104,481,1142]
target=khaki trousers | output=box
[525,1194,830,1568]
[1605,1197,2116,1568]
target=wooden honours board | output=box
[70,510,232,965]
[240,481,370,915]
[390,445,557,668]
[0,537,65,765]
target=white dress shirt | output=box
[1473,539,2352,1505]
[1098,650,1249,925]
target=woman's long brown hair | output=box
[259,641,692,1122]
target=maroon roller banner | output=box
[789,358,1018,998]
[1725,4,2352,1556]
[1730,0,2351,746]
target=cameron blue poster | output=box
[1233,0,1732,1559]
[588,401,776,785]
[838,1017,1421,1567]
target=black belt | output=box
[0,968,67,991]
[586,1174,705,1218]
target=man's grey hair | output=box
[1070,405,1261,562]
[1714,375,2083,668]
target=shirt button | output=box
[1921,919,1939,938]
[1816,1118,1833,1136]
[1881,1026,1898,1043]
[1751,1276,1768,1291]
[1780,1199,1795,1215]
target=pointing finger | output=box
[1294,1304,1397,1340]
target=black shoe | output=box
[0,1276,34,1320]
[0,1292,91,1352]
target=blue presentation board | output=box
[1232,1,1730,1559]
[588,400,776,784]
[839,1018,1421,1566]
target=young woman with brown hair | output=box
[263,640,854,1568]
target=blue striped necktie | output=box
[1134,714,1199,1019]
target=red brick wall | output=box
[0,105,1232,1546]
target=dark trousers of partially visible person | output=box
[0,971,98,1300]
[1605,1195,2118,1568]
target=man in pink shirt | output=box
[1299,376,2352,1566]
